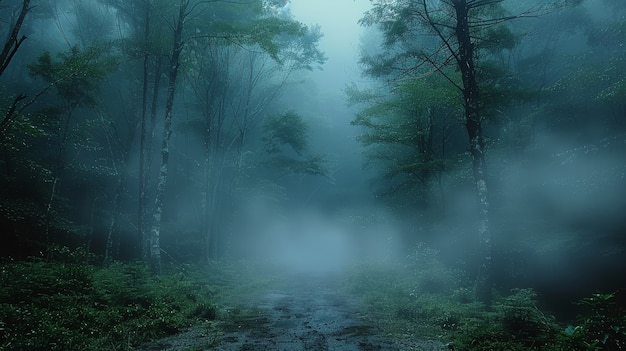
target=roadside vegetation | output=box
[343,244,626,351]
[1,244,624,350]
[0,247,281,351]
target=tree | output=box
[147,0,189,274]
[260,110,328,179]
[99,0,174,262]
[347,74,461,211]
[0,0,30,77]
[143,0,325,270]
[180,2,325,261]
[27,46,114,254]
[0,0,31,134]
[359,0,577,305]
[550,4,626,126]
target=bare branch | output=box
[0,0,30,77]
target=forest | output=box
[0,0,625,350]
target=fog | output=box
[290,0,370,92]
[220,1,389,273]
[230,0,626,303]
[1,0,625,319]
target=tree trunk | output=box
[453,0,492,306]
[138,4,164,262]
[202,134,215,261]
[141,57,163,259]
[149,0,188,274]
[138,2,151,261]
[104,174,125,264]
[43,106,75,253]
[0,0,30,77]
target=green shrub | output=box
[0,252,218,351]
[404,243,467,295]
[343,244,478,339]
[453,289,560,351]
[558,292,626,351]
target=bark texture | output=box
[453,0,492,306]
[149,0,188,274]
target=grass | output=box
[0,249,282,351]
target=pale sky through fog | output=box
[290,0,372,92]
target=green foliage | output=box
[188,1,325,69]
[263,110,308,155]
[549,10,626,108]
[0,102,48,150]
[344,244,474,338]
[453,290,626,351]
[27,46,115,108]
[477,25,519,53]
[260,110,329,178]
[454,289,560,350]
[559,293,626,351]
[262,154,328,177]
[346,250,625,351]
[0,254,217,351]
[246,17,308,64]
[278,24,327,71]
[347,76,458,207]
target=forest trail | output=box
[139,272,444,351]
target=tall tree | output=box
[99,0,171,261]
[27,46,113,253]
[0,0,31,134]
[359,0,577,305]
[347,75,460,211]
[0,0,30,77]
[145,0,325,270]
[148,0,189,274]
[259,110,328,179]
[182,3,325,260]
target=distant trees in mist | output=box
[0,0,327,270]
[0,0,624,300]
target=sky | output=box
[289,0,372,92]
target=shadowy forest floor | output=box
[138,271,444,351]
[2,249,624,350]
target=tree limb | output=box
[0,0,31,77]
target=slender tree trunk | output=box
[142,57,163,259]
[149,0,188,274]
[202,142,226,261]
[43,106,75,253]
[0,0,30,77]
[104,174,125,263]
[453,0,492,306]
[201,77,226,261]
[207,155,225,259]
[92,106,131,263]
[85,190,99,254]
[138,2,152,261]
[202,130,214,261]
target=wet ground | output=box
[140,273,444,351]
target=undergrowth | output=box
[2,244,623,350]
[0,247,219,351]
[344,243,626,351]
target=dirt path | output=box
[140,273,444,351]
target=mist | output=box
[1,0,625,349]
